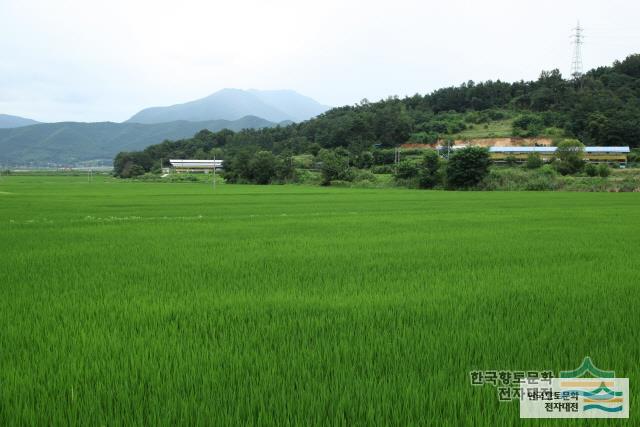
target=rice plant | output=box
[1,175,638,425]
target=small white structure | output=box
[487,146,629,164]
[169,159,223,173]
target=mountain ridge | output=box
[0,114,40,129]
[127,88,330,124]
[0,115,279,165]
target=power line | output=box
[570,21,585,79]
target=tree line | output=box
[114,54,640,182]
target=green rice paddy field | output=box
[1,175,639,425]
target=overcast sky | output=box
[1,0,639,123]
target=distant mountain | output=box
[127,89,330,124]
[0,114,40,129]
[246,90,330,122]
[0,115,277,165]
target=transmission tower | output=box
[570,21,584,79]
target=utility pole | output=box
[213,155,216,190]
[570,21,585,80]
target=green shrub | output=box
[524,175,557,191]
[293,154,314,169]
[408,131,438,144]
[560,176,610,192]
[488,109,507,121]
[128,164,146,178]
[554,139,585,175]
[539,164,558,177]
[135,173,201,183]
[318,149,352,185]
[113,151,153,177]
[584,163,598,177]
[542,127,565,137]
[597,164,611,177]
[512,114,544,137]
[352,169,377,184]
[371,165,394,174]
[525,153,543,169]
[250,151,278,184]
[446,147,491,189]
[418,150,442,189]
[177,175,199,182]
[354,151,374,169]
[482,166,560,191]
[504,155,518,167]
[296,169,322,185]
[619,177,639,192]
[394,160,419,181]
[372,149,396,165]
[482,168,529,191]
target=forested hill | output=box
[115,54,640,175]
[0,116,278,165]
